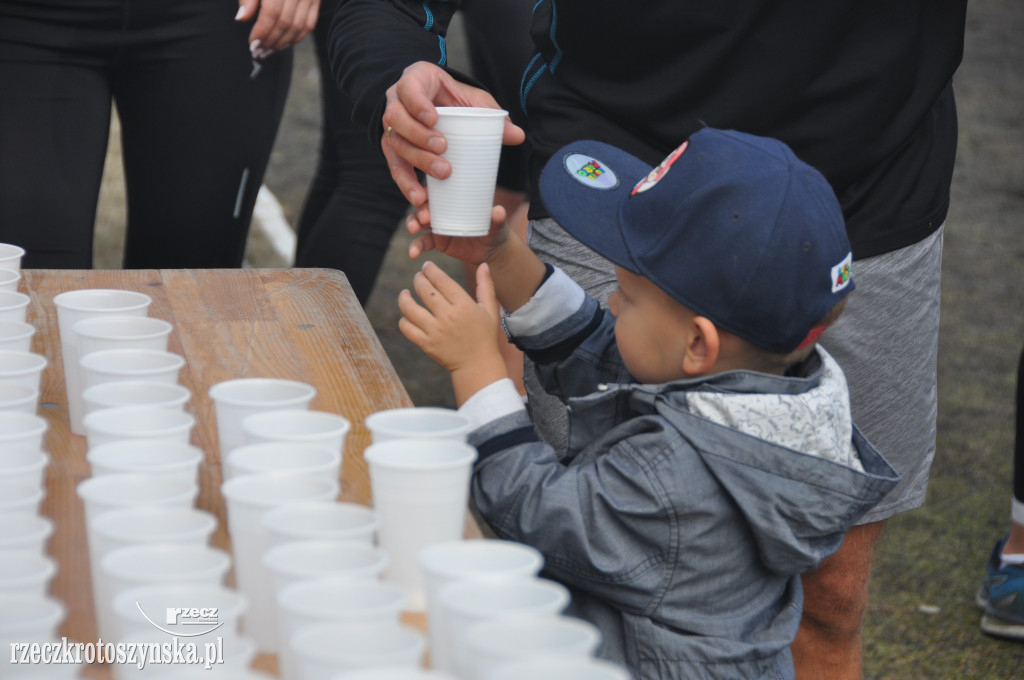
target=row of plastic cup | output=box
[0,241,80,679]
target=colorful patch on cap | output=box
[563,153,620,190]
[631,141,688,196]
[831,252,853,293]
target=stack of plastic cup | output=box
[223,442,340,483]
[240,409,351,456]
[220,473,339,653]
[424,107,509,237]
[275,578,407,680]
[51,288,152,435]
[364,407,473,443]
[262,501,377,547]
[86,440,204,486]
[418,539,544,672]
[0,350,48,395]
[81,405,196,449]
[0,320,35,352]
[263,539,389,598]
[0,290,30,323]
[487,657,633,680]
[328,670,460,680]
[208,378,317,455]
[0,243,24,272]
[76,473,201,640]
[433,577,571,678]
[81,380,191,417]
[292,621,426,680]
[363,439,477,611]
[461,615,602,680]
[0,268,20,292]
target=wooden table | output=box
[20,268,457,677]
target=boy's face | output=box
[607,267,693,384]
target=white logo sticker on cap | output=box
[564,153,619,190]
[831,252,853,293]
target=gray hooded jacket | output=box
[467,272,899,680]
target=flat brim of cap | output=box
[538,140,653,273]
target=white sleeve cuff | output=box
[503,267,585,337]
[458,378,527,427]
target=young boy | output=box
[398,128,900,679]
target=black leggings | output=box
[0,0,291,269]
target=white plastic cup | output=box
[82,380,191,418]
[0,551,59,597]
[0,268,20,292]
[87,505,218,643]
[76,473,199,529]
[0,513,54,555]
[87,439,204,486]
[0,320,34,352]
[418,539,544,671]
[262,501,377,546]
[0,450,49,490]
[111,582,247,646]
[73,315,172,356]
[0,382,38,413]
[88,505,218,561]
[488,658,632,680]
[365,407,474,443]
[69,316,174,432]
[425,107,509,236]
[0,480,45,517]
[0,411,48,453]
[462,615,602,680]
[241,409,351,458]
[80,347,185,389]
[52,288,152,435]
[293,622,426,680]
[224,442,341,482]
[77,473,201,638]
[264,539,389,596]
[0,593,66,646]
[209,378,317,455]
[265,540,390,666]
[363,439,478,610]
[0,349,48,393]
[434,578,570,679]
[98,544,232,642]
[220,473,339,653]
[0,290,30,323]
[83,405,196,449]
[328,670,460,680]
[0,243,25,272]
[276,578,407,680]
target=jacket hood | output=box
[567,348,899,574]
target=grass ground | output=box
[95,2,1024,676]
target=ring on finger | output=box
[386,126,393,143]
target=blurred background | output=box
[93,3,1024,677]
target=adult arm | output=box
[330,0,524,211]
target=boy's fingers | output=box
[475,263,500,318]
[397,288,433,328]
[420,261,469,305]
[411,268,451,312]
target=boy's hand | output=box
[398,261,509,405]
[408,204,509,265]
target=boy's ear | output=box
[682,316,720,375]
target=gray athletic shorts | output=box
[524,217,944,525]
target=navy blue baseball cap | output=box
[538,128,854,353]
